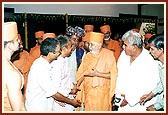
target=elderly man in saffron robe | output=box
[75,32,118,111]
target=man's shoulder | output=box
[102,48,114,54]
[110,39,119,44]
[4,67,22,84]
[29,45,40,53]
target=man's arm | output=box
[84,68,111,79]
[6,71,26,111]
[51,92,81,108]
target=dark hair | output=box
[40,38,60,56]
[56,35,70,49]
[148,34,164,51]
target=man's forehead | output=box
[70,35,78,40]
[123,40,128,43]
[148,43,155,47]
[71,35,77,38]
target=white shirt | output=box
[50,56,75,111]
[25,56,58,111]
[115,48,160,111]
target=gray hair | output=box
[56,35,70,49]
[122,30,143,48]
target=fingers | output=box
[140,95,148,105]
[77,87,81,91]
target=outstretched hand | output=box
[139,92,154,105]
[71,99,81,108]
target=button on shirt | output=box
[25,56,58,111]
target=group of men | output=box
[3,21,164,112]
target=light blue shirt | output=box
[152,62,164,110]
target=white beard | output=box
[90,50,99,55]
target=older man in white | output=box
[50,35,80,111]
[115,30,160,111]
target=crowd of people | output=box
[3,21,165,112]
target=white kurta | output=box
[50,56,75,111]
[115,48,160,111]
[25,56,58,111]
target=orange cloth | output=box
[35,31,44,38]
[28,44,41,63]
[22,44,40,74]
[13,50,29,73]
[100,25,111,33]
[145,33,153,39]
[3,22,18,41]
[84,25,94,32]
[106,39,121,62]
[76,48,118,111]
[89,32,104,44]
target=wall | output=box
[4,3,138,17]
[4,3,165,34]
[141,4,164,34]
[141,4,164,18]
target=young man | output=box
[3,22,26,111]
[25,38,81,111]
[140,34,164,111]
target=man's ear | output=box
[109,32,112,36]
[48,52,52,56]
[61,46,66,51]
[159,48,164,53]
[132,45,137,51]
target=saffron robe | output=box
[76,48,118,111]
